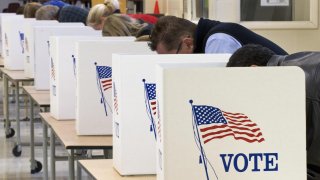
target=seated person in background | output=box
[102,14,152,39]
[227,44,320,180]
[87,2,116,30]
[24,2,42,18]
[36,5,89,25]
[149,16,287,55]
[39,0,69,8]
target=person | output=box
[58,5,89,24]
[227,44,320,180]
[39,0,69,8]
[16,5,25,15]
[102,14,151,38]
[35,5,59,20]
[104,0,120,13]
[87,2,116,30]
[148,16,288,55]
[36,5,88,25]
[24,2,42,18]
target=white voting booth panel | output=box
[75,40,148,135]
[23,20,59,78]
[33,25,96,90]
[0,13,16,56]
[49,36,119,120]
[2,15,29,70]
[111,54,230,175]
[156,66,306,180]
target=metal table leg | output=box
[43,123,48,180]
[69,149,75,180]
[12,81,21,157]
[76,161,82,180]
[30,97,42,174]
[4,75,14,138]
[50,129,56,180]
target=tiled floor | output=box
[0,80,93,179]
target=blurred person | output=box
[87,2,116,30]
[16,5,25,15]
[36,5,88,25]
[102,14,150,37]
[35,5,59,20]
[104,0,120,13]
[39,0,69,8]
[24,2,42,18]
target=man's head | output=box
[35,5,59,20]
[149,16,196,54]
[24,2,42,18]
[227,44,276,67]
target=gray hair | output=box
[35,5,59,20]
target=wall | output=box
[160,0,320,53]
[253,0,320,53]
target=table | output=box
[1,68,34,157]
[78,159,156,180]
[22,86,50,174]
[40,113,113,180]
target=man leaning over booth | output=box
[148,16,288,55]
[227,44,320,180]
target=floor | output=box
[0,80,93,179]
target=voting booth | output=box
[23,20,59,78]
[111,54,230,175]
[0,13,16,57]
[156,66,306,180]
[1,15,28,70]
[75,40,149,135]
[49,36,131,120]
[33,25,97,90]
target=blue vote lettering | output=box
[220,153,278,172]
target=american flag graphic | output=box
[19,31,24,53]
[97,66,112,91]
[95,63,112,116]
[143,79,157,140]
[193,105,265,144]
[146,83,157,116]
[113,82,119,115]
[51,58,55,81]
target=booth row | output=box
[0,13,307,180]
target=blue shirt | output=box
[43,0,69,8]
[205,33,242,54]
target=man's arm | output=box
[205,33,242,54]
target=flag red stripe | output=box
[200,124,228,132]
[151,101,156,105]
[102,79,112,83]
[204,133,265,144]
[104,86,111,91]
[223,114,249,119]
[202,129,263,139]
[222,111,244,116]
[228,125,261,132]
[103,83,112,87]
[227,120,258,127]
